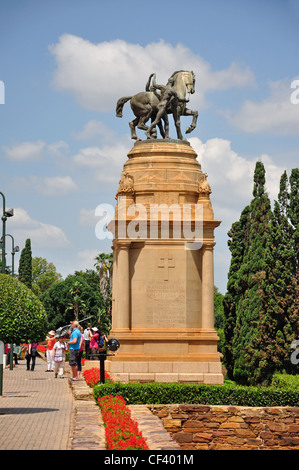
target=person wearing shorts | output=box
[68,321,81,381]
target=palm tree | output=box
[94,253,113,300]
[65,280,87,320]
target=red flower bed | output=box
[83,367,113,387]
[83,369,148,450]
[98,395,149,450]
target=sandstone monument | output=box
[106,71,223,384]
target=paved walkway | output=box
[0,356,179,451]
[0,356,74,450]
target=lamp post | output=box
[0,192,14,274]
[0,234,19,370]
[5,234,19,277]
[0,193,14,373]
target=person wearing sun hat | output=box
[90,327,100,359]
[46,330,56,372]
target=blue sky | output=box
[0,0,298,293]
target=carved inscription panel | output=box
[146,280,186,327]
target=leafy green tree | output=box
[40,273,106,332]
[0,260,11,275]
[98,306,112,336]
[74,269,112,333]
[74,269,101,293]
[65,280,87,320]
[32,257,62,296]
[214,286,225,356]
[0,274,48,342]
[214,286,225,329]
[18,238,32,289]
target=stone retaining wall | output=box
[148,404,299,450]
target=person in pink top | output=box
[90,327,100,359]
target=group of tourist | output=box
[7,320,107,382]
[45,321,108,381]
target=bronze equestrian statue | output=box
[116,71,198,141]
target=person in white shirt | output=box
[52,336,67,378]
[83,323,92,360]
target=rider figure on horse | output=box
[145,75,189,139]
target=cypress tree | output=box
[224,164,299,385]
[249,170,298,381]
[288,168,299,352]
[222,205,251,379]
[232,161,272,384]
[289,168,299,280]
[18,238,32,289]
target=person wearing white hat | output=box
[45,331,56,371]
[90,327,100,359]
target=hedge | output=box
[271,373,299,390]
[93,381,299,407]
[0,274,48,343]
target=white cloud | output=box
[72,146,109,168]
[225,78,299,135]
[72,120,115,143]
[188,137,287,293]
[9,175,78,196]
[47,140,69,157]
[78,208,98,227]
[76,249,99,271]
[72,135,131,183]
[9,208,70,249]
[33,176,78,195]
[189,136,285,208]
[1,139,69,163]
[1,140,45,162]
[49,35,255,112]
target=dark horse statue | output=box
[116,71,198,141]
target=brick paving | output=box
[0,357,74,450]
[0,356,180,451]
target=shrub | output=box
[0,274,48,343]
[93,381,299,407]
[271,373,299,390]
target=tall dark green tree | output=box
[224,163,299,384]
[222,205,251,379]
[289,168,299,281]
[18,238,32,289]
[254,170,299,377]
[232,161,273,384]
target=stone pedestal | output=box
[107,139,223,384]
